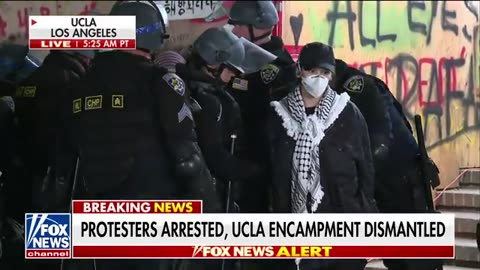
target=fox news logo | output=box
[25,213,71,259]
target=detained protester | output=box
[57,1,219,270]
[333,60,443,270]
[266,42,377,270]
[15,49,94,214]
[226,0,297,214]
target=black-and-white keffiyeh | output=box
[271,86,350,214]
[271,86,350,269]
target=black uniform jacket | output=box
[267,101,378,214]
[227,36,296,166]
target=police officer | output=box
[14,49,93,215]
[0,79,25,270]
[226,0,296,214]
[185,26,276,192]
[58,3,219,269]
[177,26,276,270]
[333,59,443,270]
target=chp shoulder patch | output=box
[162,73,185,96]
[260,64,280,84]
[343,75,364,93]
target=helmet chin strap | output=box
[248,25,271,43]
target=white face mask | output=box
[301,75,329,98]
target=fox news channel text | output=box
[23,200,455,259]
[28,16,136,50]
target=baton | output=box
[60,157,80,270]
[225,134,237,214]
[221,134,237,270]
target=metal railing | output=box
[433,167,480,204]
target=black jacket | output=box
[227,36,296,164]
[179,64,261,184]
[267,99,377,214]
[334,59,427,212]
[15,51,88,171]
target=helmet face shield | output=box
[236,37,277,74]
[153,1,169,28]
[222,38,245,74]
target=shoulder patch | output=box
[260,64,280,85]
[84,95,103,110]
[16,86,37,98]
[73,98,82,113]
[112,95,124,108]
[343,75,364,93]
[231,78,249,91]
[162,73,185,96]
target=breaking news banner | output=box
[28,16,137,50]
[25,200,455,260]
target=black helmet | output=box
[228,1,279,29]
[109,1,169,52]
[193,27,277,75]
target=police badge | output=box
[343,75,364,93]
[162,73,186,96]
[260,64,280,84]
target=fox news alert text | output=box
[23,200,452,259]
[28,16,136,50]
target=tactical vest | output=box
[70,54,171,195]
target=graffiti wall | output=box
[283,1,480,186]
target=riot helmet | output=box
[228,1,279,42]
[193,27,277,76]
[193,27,245,74]
[109,1,169,52]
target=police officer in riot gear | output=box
[176,26,276,270]
[0,55,27,270]
[226,0,297,214]
[58,3,219,269]
[332,59,443,270]
[227,0,296,99]
[183,27,276,192]
[14,49,94,216]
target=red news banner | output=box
[71,200,456,259]
[29,16,137,50]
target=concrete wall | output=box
[282,1,480,187]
